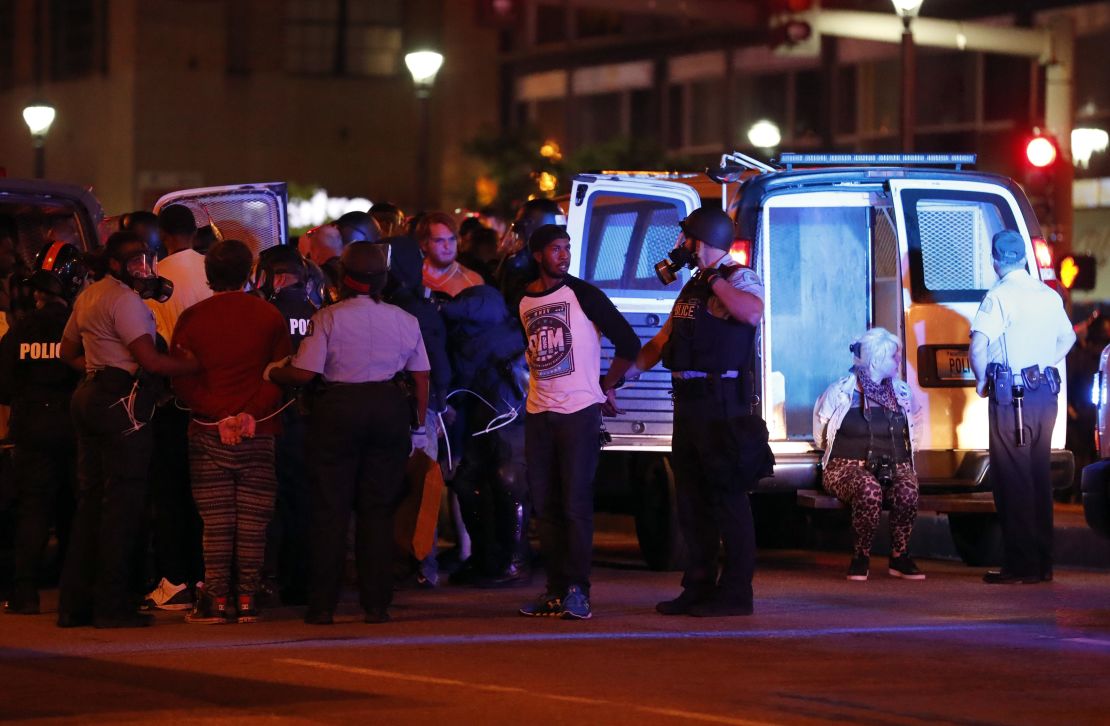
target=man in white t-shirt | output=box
[141,204,213,612]
[516,225,640,621]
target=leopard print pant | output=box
[822,458,918,558]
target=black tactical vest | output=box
[661,273,755,373]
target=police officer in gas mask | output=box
[632,207,773,617]
[57,231,198,628]
[0,242,86,614]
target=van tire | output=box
[947,512,1004,566]
[634,455,687,571]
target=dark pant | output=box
[307,382,410,613]
[264,407,311,599]
[147,403,203,587]
[989,384,1057,577]
[11,406,75,599]
[60,371,153,620]
[672,379,758,604]
[524,404,600,595]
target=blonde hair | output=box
[852,327,901,378]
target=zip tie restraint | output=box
[111,379,156,436]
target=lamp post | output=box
[405,50,444,212]
[891,0,924,152]
[22,101,56,179]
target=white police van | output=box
[570,152,1073,568]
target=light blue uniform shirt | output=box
[292,296,429,383]
[970,269,1074,374]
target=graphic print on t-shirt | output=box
[524,301,575,380]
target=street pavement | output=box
[2,528,1109,725]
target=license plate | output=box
[935,348,974,382]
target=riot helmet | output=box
[680,207,734,251]
[27,241,88,303]
[502,198,566,256]
[252,244,308,300]
[339,241,390,299]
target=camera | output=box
[868,455,894,488]
[654,245,696,285]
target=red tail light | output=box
[1032,236,1053,270]
[729,238,752,267]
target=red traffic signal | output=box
[1026,136,1058,168]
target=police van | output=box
[570,152,1074,568]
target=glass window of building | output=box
[49,0,103,81]
[733,73,787,146]
[577,92,623,147]
[983,54,1031,124]
[836,65,857,136]
[285,0,401,76]
[794,69,821,141]
[917,52,976,128]
[0,0,13,89]
[535,3,567,45]
[689,78,725,148]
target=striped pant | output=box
[188,430,277,598]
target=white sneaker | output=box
[142,578,192,611]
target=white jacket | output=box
[812,375,918,468]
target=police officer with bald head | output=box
[970,229,1076,584]
[268,241,430,624]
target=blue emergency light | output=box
[778,153,977,171]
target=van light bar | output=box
[779,153,977,170]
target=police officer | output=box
[58,231,199,628]
[495,198,565,312]
[634,207,773,617]
[253,245,318,604]
[268,241,430,624]
[970,230,1076,584]
[0,243,85,614]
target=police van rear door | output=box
[888,177,1066,453]
[154,182,288,256]
[567,174,701,449]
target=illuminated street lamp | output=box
[748,120,782,150]
[405,50,444,211]
[22,101,56,179]
[891,0,924,152]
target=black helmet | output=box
[27,241,88,302]
[680,207,734,251]
[339,241,390,298]
[510,198,566,246]
[252,244,307,299]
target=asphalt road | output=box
[2,535,1109,725]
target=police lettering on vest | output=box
[19,341,63,360]
[662,274,755,373]
[289,318,312,338]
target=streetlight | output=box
[891,0,924,152]
[748,120,782,150]
[405,50,444,212]
[22,101,56,179]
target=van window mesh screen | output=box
[157,188,286,257]
[918,206,978,290]
[589,211,634,284]
[583,193,687,294]
[632,206,682,283]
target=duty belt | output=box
[671,370,740,380]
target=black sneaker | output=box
[847,555,870,581]
[186,588,229,624]
[561,586,592,620]
[364,607,391,624]
[519,591,563,617]
[888,555,926,580]
[236,595,261,624]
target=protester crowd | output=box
[0,196,1076,628]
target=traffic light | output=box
[1059,254,1097,291]
[1022,132,1060,226]
[768,0,819,56]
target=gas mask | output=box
[117,251,174,303]
[654,240,697,285]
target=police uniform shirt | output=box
[146,249,212,342]
[62,276,156,374]
[970,269,1073,373]
[708,266,765,319]
[292,296,430,383]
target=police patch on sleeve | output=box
[979,296,994,314]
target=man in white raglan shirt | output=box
[516,224,640,621]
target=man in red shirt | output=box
[171,239,292,624]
